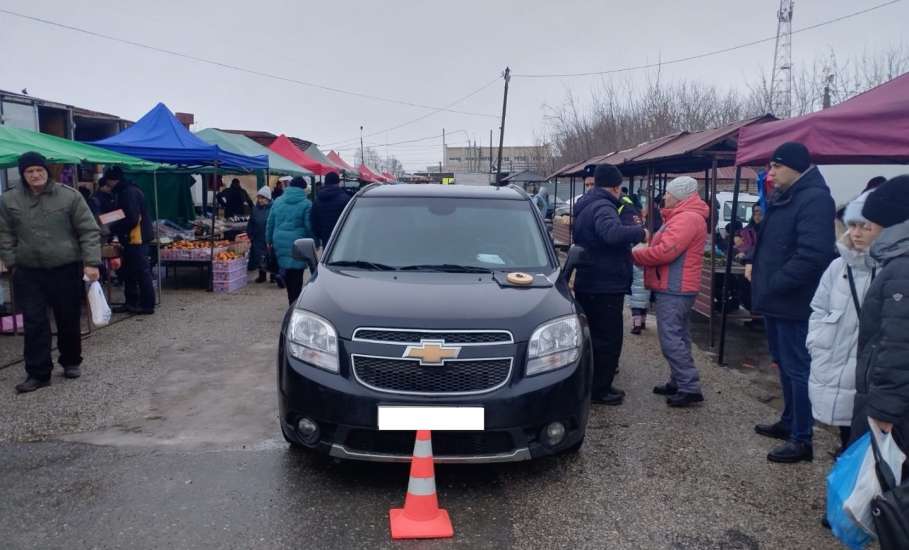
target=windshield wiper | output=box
[398,264,492,273]
[326,260,398,271]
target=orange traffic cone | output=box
[389,430,454,539]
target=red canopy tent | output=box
[381,171,396,182]
[327,150,358,173]
[737,72,909,166]
[358,164,384,183]
[269,134,336,176]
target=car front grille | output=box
[353,328,513,345]
[352,356,512,395]
[345,429,515,456]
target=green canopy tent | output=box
[0,125,161,171]
[195,128,313,182]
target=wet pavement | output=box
[0,277,842,549]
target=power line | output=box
[322,78,502,148]
[0,8,499,118]
[512,0,902,79]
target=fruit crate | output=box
[212,257,247,272]
[212,265,246,282]
[213,273,247,293]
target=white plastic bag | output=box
[844,420,906,533]
[86,281,111,327]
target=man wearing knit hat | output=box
[849,175,909,451]
[633,176,710,407]
[750,141,837,463]
[572,163,646,405]
[0,152,101,393]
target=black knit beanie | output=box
[594,164,623,188]
[324,171,340,186]
[862,175,909,228]
[290,176,308,189]
[771,142,811,173]
[18,151,48,178]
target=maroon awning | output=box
[736,73,909,166]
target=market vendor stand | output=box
[92,103,268,293]
[0,126,162,334]
[733,72,909,363]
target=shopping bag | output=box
[86,281,112,327]
[827,432,872,549]
[845,421,906,534]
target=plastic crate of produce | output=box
[212,257,247,272]
[212,265,247,282]
[213,273,248,293]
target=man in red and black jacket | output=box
[633,177,709,408]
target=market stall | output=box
[92,103,268,293]
[0,126,162,335]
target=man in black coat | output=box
[850,175,909,455]
[749,142,836,463]
[217,178,253,219]
[572,164,646,405]
[311,171,351,247]
[106,166,157,315]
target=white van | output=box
[715,191,760,239]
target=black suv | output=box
[278,184,592,463]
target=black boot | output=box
[667,392,704,407]
[767,441,813,463]
[592,389,624,406]
[15,377,50,393]
[63,365,81,379]
[255,270,267,283]
[754,421,791,441]
[653,383,678,396]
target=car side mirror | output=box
[560,245,587,283]
[292,238,318,272]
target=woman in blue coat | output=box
[247,186,272,283]
[266,177,313,304]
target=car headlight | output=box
[287,310,339,373]
[526,315,581,376]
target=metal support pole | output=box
[568,176,575,247]
[718,166,742,365]
[153,170,162,305]
[209,162,219,292]
[708,159,718,348]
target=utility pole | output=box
[442,128,446,172]
[822,72,834,109]
[494,67,511,185]
[489,129,493,174]
[359,125,365,166]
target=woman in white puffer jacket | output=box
[807,191,882,451]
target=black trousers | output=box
[13,263,84,381]
[284,268,305,304]
[121,244,156,310]
[575,292,625,397]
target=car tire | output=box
[280,421,305,449]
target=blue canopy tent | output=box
[91,103,269,292]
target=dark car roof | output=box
[360,184,527,200]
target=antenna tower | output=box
[770,0,794,118]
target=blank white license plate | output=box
[377,406,484,431]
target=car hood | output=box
[295,267,575,342]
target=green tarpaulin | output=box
[131,172,196,224]
[195,128,312,177]
[0,126,162,170]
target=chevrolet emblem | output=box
[403,340,461,366]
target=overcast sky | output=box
[1,0,906,170]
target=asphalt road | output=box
[0,278,842,549]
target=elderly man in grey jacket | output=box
[0,152,100,393]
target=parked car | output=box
[278,183,592,463]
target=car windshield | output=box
[328,196,552,271]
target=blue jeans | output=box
[764,316,813,443]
